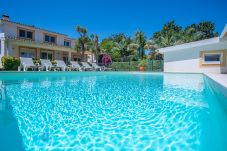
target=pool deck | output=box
[204,73,227,89]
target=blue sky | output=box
[1,0,227,40]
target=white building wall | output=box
[1,22,74,47]
[0,23,3,33]
[57,35,65,46]
[163,41,227,73]
[0,33,5,67]
[2,22,17,37]
[34,29,44,42]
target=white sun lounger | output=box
[90,62,102,71]
[70,61,82,71]
[81,62,93,71]
[19,57,41,71]
[40,59,56,71]
[55,60,71,71]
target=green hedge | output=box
[1,56,20,71]
[110,60,163,71]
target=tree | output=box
[100,39,115,54]
[110,33,132,44]
[151,21,218,48]
[144,39,158,53]
[90,34,100,62]
[191,22,218,39]
[100,34,137,62]
[152,21,183,48]
[135,30,146,59]
[75,26,90,61]
[112,38,135,61]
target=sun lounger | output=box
[81,62,93,71]
[19,57,42,71]
[40,59,56,71]
[70,61,82,71]
[55,60,71,71]
[90,62,102,71]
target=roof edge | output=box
[158,37,220,53]
[220,24,227,39]
[1,19,70,37]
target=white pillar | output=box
[0,33,5,68]
[0,33,5,57]
[68,52,71,61]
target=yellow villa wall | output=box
[199,50,227,67]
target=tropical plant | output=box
[100,39,115,54]
[75,26,90,61]
[135,30,146,59]
[1,56,20,70]
[100,34,138,62]
[102,54,112,66]
[145,39,158,53]
[152,21,183,48]
[110,33,132,44]
[152,21,218,48]
[181,26,201,43]
[138,59,147,67]
[90,34,100,62]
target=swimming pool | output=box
[0,72,227,151]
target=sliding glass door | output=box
[40,50,53,60]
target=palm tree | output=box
[144,39,161,60]
[135,31,146,59]
[90,34,100,62]
[75,26,90,61]
[182,27,204,43]
[111,38,138,61]
[112,38,128,61]
[144,39,158,53]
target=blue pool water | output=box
[0,72,227,151]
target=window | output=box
[19,30,26,37]
[40,50,53,60]
[203,53,222,65]
[45,35,49,42]
[19,29,33,39]
[20,48,36,58]
[204,54,221,61]
[51,37,55,43]
[44,35,56,43]
[27,31,33,39]
[64,40,71,47]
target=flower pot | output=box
[139,66,145,71]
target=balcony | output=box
[5,35,75,51]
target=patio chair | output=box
[40,59,56,71]
[19,57,41,71]
[81,62,93,71]
[90,62,102,71]
[70,61,82,71]
[55,60,71,71]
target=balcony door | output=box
[19,47,36,58]
[40,50,53,60]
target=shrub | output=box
[33,58,41,65]
[109,60,163,71]
[138,59,148,67]
[102,55,112,66]
[51,60,57,65]
[1,56,20,71]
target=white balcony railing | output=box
[5,35,74,49]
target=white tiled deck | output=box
[204,73,227,89]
